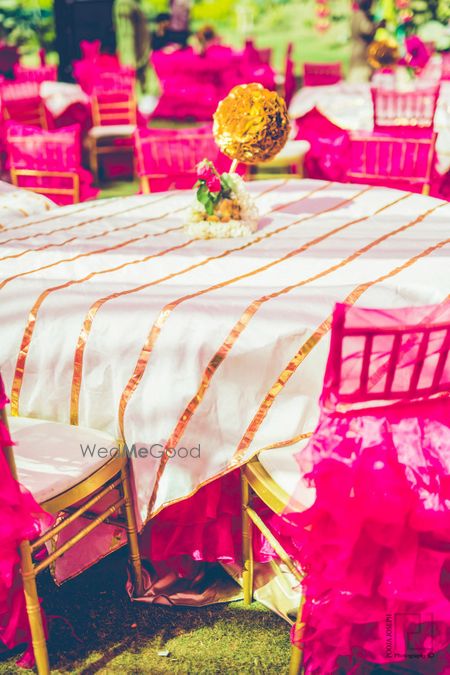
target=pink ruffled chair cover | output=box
[0,375,53,667]
[151,47,276,121]
[5,122,98,205]
[283,302,450,673]
[73,46,122,95]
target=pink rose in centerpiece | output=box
[197,159,222,194]
[197,160,216,182]
[206,174,221,193]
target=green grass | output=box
[0,551,291,674]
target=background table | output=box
[289,81,450,174]
[0,181,54,229]
[0,179,449,581]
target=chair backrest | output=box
[134,125,230,192]
[13,64,58,84]
[91,88,137,126]
[347,130,436,195]
[371,86,439,129]
[303,62,342,87]
[321,302,450,412]
[6,122,82,203]
[93,67,136,91]
[0,82,48,128]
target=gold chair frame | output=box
[88,94,137,184]
[10,169,81,204]
[0,408,143,675]
[241,456,308,675]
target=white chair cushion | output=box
[9,417,119,504]
[258,438,316,509]
[88,124,136,139]
[263,140,311,168]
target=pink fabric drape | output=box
[0,376,53,667]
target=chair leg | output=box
[89,140,99,185]
[19,540,50,675]
[240,469,254,604]
[289,590,306,675]
[121,463,144,597]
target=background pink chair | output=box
[0,81,48,128]
[73,47,122,95]
[347,130,437,194]
[303,61,342,86]
[286,301,450,673]
[6,122,98,205]
[134,125,235,192]
[87,85,137,182]
[371,86,440,130]
[13,64,58,84]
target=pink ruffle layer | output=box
[283,396,450,673]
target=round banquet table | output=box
[0,179,449,587]
[289,80,450,174]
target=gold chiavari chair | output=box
[6,126,84,205]
[347,131,437,196]
[87,88,137,184]
[241,439,315,674]
[10,169,80,204]
[0,406,143,675]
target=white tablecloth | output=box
[289,81,450,173]
[0,181,55,229]
[0,180,449,534]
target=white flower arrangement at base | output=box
[184,161,259,239]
